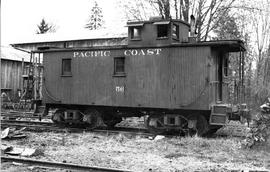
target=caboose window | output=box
[114,57,125,75]
[131,27,141,40]
[62,59,72,76]
[172,24,179,39]
[157,25,168,38]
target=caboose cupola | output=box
[127,18,190,46]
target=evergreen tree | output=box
[36,18,55,34]
[85,1,104,30]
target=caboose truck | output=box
[12,18,247,135]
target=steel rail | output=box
[1,121,155,137]
[1,122,55,129]
[1,119,52,125]
[1,111,35,116]
[1,156,132,172]
[1,115,49,120]
[1,111,50,120]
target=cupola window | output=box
[131,27,141,39]
[154,21,170,39]
[172,24,179,40]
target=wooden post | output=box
[21,58,24,92]
[33,55,38,112]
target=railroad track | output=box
[1,156,132,172]
[1,119,154,138]
[1,111,50,120]
[1,114,247,138]
[1,119,54,129]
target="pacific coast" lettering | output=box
[124,48,162,56]
[73,48,162,58]
[73,51,110,58]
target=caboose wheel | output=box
[145,115,166,134]
[187,115,209,136]
[204,125,222,136]
[103,117,122,128]
[83,109,102,128]
[2,103,8,109]
[13,103,20,110]
[51,109,65,123]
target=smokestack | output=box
[190,15,196,37]
[189,14,197,43]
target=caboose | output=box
[12,18,246,135]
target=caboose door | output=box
[216,52,229,103]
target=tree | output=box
[213,10,241,40]
[244,0,270,105]
[179,0,189,22]
[189,0,238,41]
[36,18,56,34]
[118,0,157,20]
[150,0,171,19]
[119,0,237,40]
[263,45,270,87]
[85,1,104,30]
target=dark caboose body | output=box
[13,19,246,135]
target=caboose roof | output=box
[192,39,246,52]
[11,27,127,45]
[126,19,190,27]
[26,39,245,53]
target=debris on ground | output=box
[1,144,40,157]
[1,145,13,154]
[21,148,38,156]
[5,147,25,155]
[1,128,10,139]
[1,127,27,139]
[154,135,165,141]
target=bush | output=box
[242,112,270,148]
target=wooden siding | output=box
[43,46,213,110]
[1,60,23,100]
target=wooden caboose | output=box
[12,18,246,135]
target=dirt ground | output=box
[1,126,270,172]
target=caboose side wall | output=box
[43,46,212,111]
[167,46,211,109]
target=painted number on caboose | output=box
[116,86,124,93]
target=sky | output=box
[1,0,126,45]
